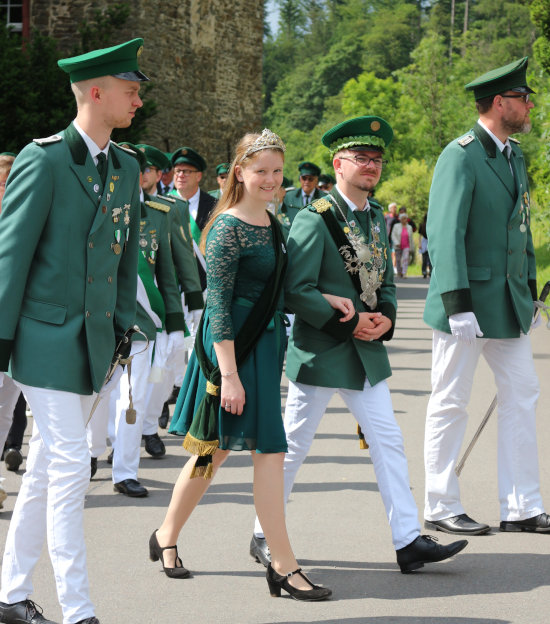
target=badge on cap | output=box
[370,121,381,131]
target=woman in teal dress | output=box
[148,130,354,600]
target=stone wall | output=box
[30,0,263,187]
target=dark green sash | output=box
[183,211,288,478]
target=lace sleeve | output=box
[205,215,240,341]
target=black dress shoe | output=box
[158,402,170,429]
[149,530,191,578]
[396,534,468,573]
[4,448,23,472]
[500,512,550,533]
[90,457,98,480]
[113,479,148,497]
[106,449,113,465]
[266,564,332,601]
[75,618,100,623]
[0,599,58,623]
[424,513,490,535]
[167,385,181,405]
[142,433,166,458]
[250,534,271,567]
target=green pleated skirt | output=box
[169,299,288,453]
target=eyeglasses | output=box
[339,155,387,169]
[174,169,199,177]
[300,175,316,182]
[144,167,159,174]
[501,93,531,103]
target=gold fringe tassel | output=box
[189,462,214,480]
[183,432,219,456]
[357,424,369,450]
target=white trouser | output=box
[112,341,154,483]
[255,379,421,550]
[0,376,21,479]
[425,330,542,522]
[0,384,95,623]
[143,367,174,436]
[86,390,118,459]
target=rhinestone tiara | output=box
[241,128,286,160]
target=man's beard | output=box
[502,115,531,135]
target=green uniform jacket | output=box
[145,193,203,311]
[424,124,537,338]
[281,187,326,228]
[135,201,185,340]
[0,123,140,394]
[285,188,397,390]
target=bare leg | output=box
[252,452,310,590]
[156,448,231,567]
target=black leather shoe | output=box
[149,530,191,579]
[167,385,181,405]
[396,535,468,573]
[75,618,100,624]
[90,457,98,480]
[424,513,490,535]
[107,449,113,465]
[250,534,271,567]
[266,564,331,601]
[158,402,170,429]
[0,599,58,623]
[113,479,148,497]
[4,448,23,472]
[142,433,166,458]
[500,512,550,533]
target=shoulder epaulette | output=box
[509,137,520,144]
[310,197,332,213]
[158,195,176,203]
[111,141,135,155]
[457,135,475,147]
[33,135,62,146]
[369,199,383,212]
[145,200,170,213]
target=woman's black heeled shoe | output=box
[149,530,191,579]
[266,563,332,601]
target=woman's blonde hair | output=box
[200,131,285,252]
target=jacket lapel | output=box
[65,123,104,207]
[473,124,516,199]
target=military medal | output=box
[94,184,100,193]
[112,207,122,223]
[109,182,115,192]
[112,230,122,254]
[520,224,526,232]
[124,210,130,226]
[139,238,147,248]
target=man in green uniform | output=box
[0,39,148,624]
[208,162,230,199]
[423,58,550,535]
[277,161,326,232]
[251,116,468,574]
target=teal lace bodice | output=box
[206,213,276,341]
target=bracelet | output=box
[221,370,238,377]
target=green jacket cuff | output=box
[441,289,473,317]
[320,310,359,341]
[0,339,12,371]
[185,291,204,311]
[529,279,538,301]
[377,301,396,341]
[166,312,186,333]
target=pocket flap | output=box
[21,298,67,325]
[467,265,491,281]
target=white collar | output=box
[73,119,109,162]
[335,184,370,213]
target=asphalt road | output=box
[1,276,549,624]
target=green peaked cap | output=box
[136,144,171,171]
[171,147,207,171]
[322,116,393,156]
[118,141,147,171]
[58,38,149,83]
[215,163,230,175]
[298,161,321,177]
[465,56,534,100]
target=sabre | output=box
[86,325,148,425]
[455,280,550,476]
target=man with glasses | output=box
[208,162,230,200]
[169,147,216,292]
[279,161,326,229]
[250,115,468,573]
[423,57,549,536]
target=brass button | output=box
[106,311,111,318]
[506,273,510,279]
[508,250,512,255]
[102,205,107,214]
[86,311,91,318]
[107,276,113,283]
[88,241,94,249]
[520,273,523,278]
[88,276,93,283]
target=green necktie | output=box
[96,152,107,187]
